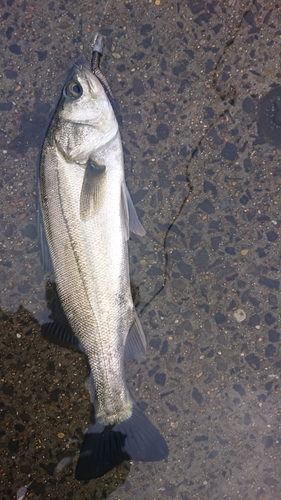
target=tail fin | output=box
[75,403,168,480]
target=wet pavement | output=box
[1,0,281,498]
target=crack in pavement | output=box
[140,0,257,314]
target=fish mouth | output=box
[61,50,118,124]
[73,57,92,78]
[75,56,117,116]
[71,58,113,101]
[60,57,90,93]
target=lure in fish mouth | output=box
[38,33,168,481]
[91,33,115,105]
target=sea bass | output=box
[38,34,168,480]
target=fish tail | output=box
[75,402,169,480]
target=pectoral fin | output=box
[80,158,106,220]
[121,182,146,240]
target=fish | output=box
[38,33,169,480]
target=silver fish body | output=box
[38,45,168,479]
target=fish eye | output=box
[64,81,83,99]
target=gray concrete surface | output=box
[1,0,281,498]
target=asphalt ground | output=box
[0,1,281,499]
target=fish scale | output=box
[44,133,130,419]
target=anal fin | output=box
[125,309,146,360]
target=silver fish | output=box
[38,34,168,480]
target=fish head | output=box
[53,59,118,163]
